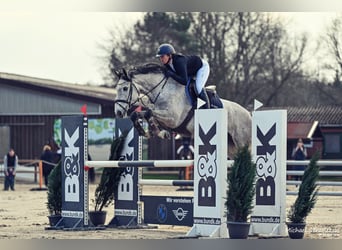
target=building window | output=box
[324,134,341,153]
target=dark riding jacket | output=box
[165,54,203,85]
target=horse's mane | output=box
[128,63,165,77]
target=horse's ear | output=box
[113,69,122,79]
[122,68,130,81]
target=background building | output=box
[287,106,342,160]
[0,72,116,160]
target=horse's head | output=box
[114,68,141,118]
[114,63,168,118]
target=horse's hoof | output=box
[145,131,151,139]
[158,130,171,139]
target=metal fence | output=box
[286,160,342,196]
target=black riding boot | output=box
[198,89,210,109]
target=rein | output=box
[139,75,168,105]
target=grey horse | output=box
[114,63,251,158]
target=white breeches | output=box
[195,59,210,94]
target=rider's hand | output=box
[165,70,174,78]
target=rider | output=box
[156,43,210,109]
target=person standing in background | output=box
[291,138,308,182]
[3,148,18,191]
[40,145,56,187]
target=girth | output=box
[172,108,194,136]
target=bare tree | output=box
[233,13,309,106]
[191,12,236,90]
[326,15,342,87]
[191,13,308,106]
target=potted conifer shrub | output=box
[46,162,62,227]
[287,152,320,239]
[225,145,256,239]
[88,132,127,226]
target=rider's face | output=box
[159,54,170,65]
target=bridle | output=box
[114,72,169,117]
[113,80,140,116]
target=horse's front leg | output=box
[144,110,171,139]
[130,111,150,138]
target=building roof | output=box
[0,72,116,102]
[287,121,322,140]
[286,106,342,125]
[262,105,342,126]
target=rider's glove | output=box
[165,70,175,78]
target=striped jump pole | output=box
[139,179,194,187]
[85,160,194,169]
[86,160,234,169]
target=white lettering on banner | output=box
[250,216,280,224]
[166,197,193,204]
[193,217,221,225]
[62,210,83,218]
[288,227,305,233]
[64,128,80,202]
[115,209,138,216]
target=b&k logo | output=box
[197,122,217,207]
[63,127,80,202]
[255,123,277,205]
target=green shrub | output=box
[225,145,256,222]
[47,162,62,215]
[287,152,320,223]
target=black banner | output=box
[61,115,88,228]
[141,195,193,226]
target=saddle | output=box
[186,81,223,109]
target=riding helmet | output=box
[156,43,176,57]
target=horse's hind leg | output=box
[227,133,238,160]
